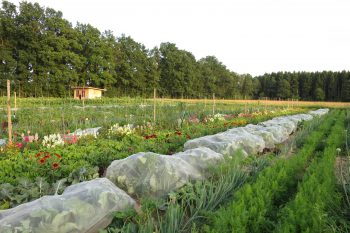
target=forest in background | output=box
[1,1,350,101]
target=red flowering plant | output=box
[144,134,157,140]
[31,151,63,182]
[62,129,78,144]
[175,130,182,136]
[172,130,189,154]
[15,142,24,149]
[162,130,192,154]
[63,134,78,144]
[21,131,39,143]
[17,130,40,150]
[140,127,193,155]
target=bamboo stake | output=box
[82,87,85,123]
[14,91,17,110]
[153,88,156,123]
[7,80,12,144]
[82,88,85,108]
[212,93,216,115]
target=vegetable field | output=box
[0,97,295,137]
[0,98,349,233]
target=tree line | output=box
[1,1,349,101]
[256,71,350,102]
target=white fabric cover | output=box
[243,124,278,149]
[71,127,101,137]
[183,133,248,157]
[173,147,224,174]
[308,108,329,117]
[0,178,135,233]
[223,129,266,154]
[106,152,203,198]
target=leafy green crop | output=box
[0,166,99,210]
[275,111,346,232]
[0,178,135,233]
[206,111,337,233]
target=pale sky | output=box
[7,0,350,76]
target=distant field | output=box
[0,97,294,137]
[0,97,348,137]
[159,98,350,108]
[0,97,348,108]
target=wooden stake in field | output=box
[153,88,156,123]
[82,86,86,123]
[212,93,216,115]
[14,91,17,110]
[7,80,12,144]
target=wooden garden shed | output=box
[72,87,106,99]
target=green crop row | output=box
[275,111,346,232]
[0,111,289,183]
[206,111,337,233]
[340,109,350,232]
[102,110,332,233]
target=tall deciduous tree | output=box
[1,1,349,101]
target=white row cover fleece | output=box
[107,109,328,199]
[0,178,135,233]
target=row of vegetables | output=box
[0,108,303,208]
[102,109,346,233]
[0,109,329,232]
[209,109,340,232]
[106,109,328,198]
[275,110,345,232]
